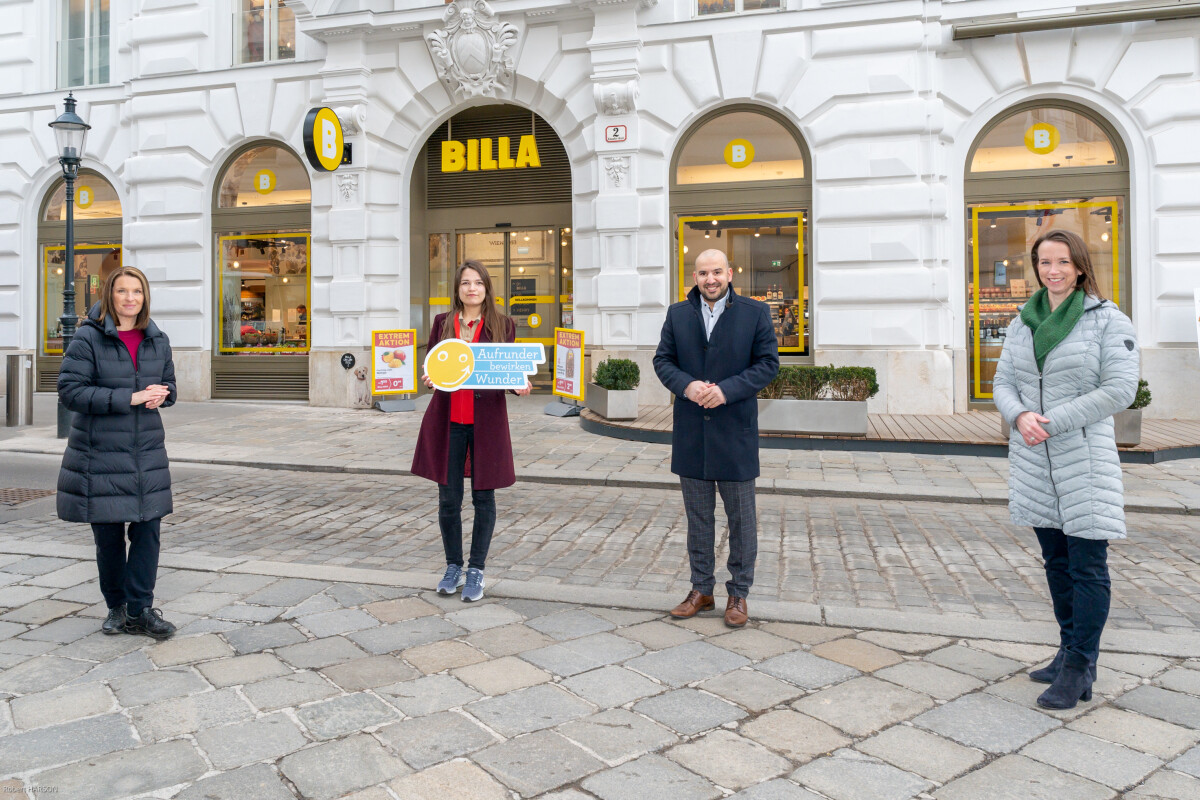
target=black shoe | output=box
[124,607,176,640]
[1037,652,1093,710]
[101,604,127,635]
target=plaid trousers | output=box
[679,476,758,598]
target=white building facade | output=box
[2,0,1198,417]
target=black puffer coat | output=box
[57,305,177,523]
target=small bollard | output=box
[5,353,34,427]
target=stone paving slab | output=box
[2,554,1200,799]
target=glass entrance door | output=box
[449,227,564,385]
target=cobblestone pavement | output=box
[2,400,1200,512]
[3,460,1200,646]
[3,552,1200,800]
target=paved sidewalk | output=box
[3,399,1200,513]
[3,549,1200,800]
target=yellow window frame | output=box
[676,211,806,354]
[42,242,122,355]
[217,232,312,354]
[970,200,1120,399]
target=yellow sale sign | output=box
[372,330,417,395]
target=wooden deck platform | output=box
[580,408,1200,463]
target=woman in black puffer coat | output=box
[57,266,178,640]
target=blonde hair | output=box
[99,266,151,329]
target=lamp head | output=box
[48,93,90,164]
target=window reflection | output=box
[234,0,296,66]
[217,146,310,208]
[43,244,121,353]
[676,111,804,185]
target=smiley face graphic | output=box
[425,339,475,391]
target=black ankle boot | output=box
[124,607,176,640]
[1030,649,1097,685]
[1037,652,1093,710]
[1029,649,1065,683]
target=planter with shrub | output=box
[587,358,641,420]
[1115,379,1150,447]
[756,365,879,436]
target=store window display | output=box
[965,104,1128,402]
[212,143,311,366]
[39,171,122,356]
[671,107,811,356]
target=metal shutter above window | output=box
[426,109,570,209]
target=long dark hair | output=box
[98,266,151,329]
[439,260,508,343]
[1031,230,1104,299]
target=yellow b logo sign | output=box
[253,169,276,195]
[76,185,94,209]
[724,139,755,169]
[1025,123,1060,155]
[304,107,345,172]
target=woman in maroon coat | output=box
[412,260,531,602]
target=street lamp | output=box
[48,93,90,439]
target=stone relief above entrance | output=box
[427,0,519,99]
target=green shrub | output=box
[1129,379,1151,410]
[827,366,880,402]
[757,364,878,402]
[593,358,640,391]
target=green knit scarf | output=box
[1020,287,1085,371]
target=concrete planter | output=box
[757,399,868,437]
[586,384,639,420]
[1114,408,1142,447]
[1001,409,1144,447]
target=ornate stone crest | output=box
[604,155,630,188]
[427,0,519,99]
[595,80,637,116]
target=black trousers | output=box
[439,422,497,571]
[1035,527,1110,666]
[91,518,161,616]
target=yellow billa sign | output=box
[303,107,344,172]
[724,138,755,169]
[442,135,541,173]
[1025,123,1060,155]
[76,185,94,208]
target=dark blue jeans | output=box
[439,422,497,571]
[91,518,161,616]
[1035,527,1110,666]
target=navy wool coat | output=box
[411,313,518,491]
[654,286,780,481]
[57,306,177,523]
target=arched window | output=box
[212,143,311,400]
[671,107,811,357]
[965,103,1128,402]
[37,170,122,388]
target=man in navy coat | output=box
[654,249,780,626]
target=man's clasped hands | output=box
[684,380,727,409]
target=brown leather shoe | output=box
[670,590,715,619]
[724,596,748,627]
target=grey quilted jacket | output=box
[993,295,1139,540]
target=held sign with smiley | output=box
[423,339,546,392]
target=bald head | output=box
[693,248,732,305]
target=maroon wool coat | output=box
[410,313,518,491]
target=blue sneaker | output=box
[462,568,485,602]
[437,564,465,594]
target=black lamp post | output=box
[48,93,90,439]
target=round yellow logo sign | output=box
[303,107,345,173]
[253,169,276,195]
[76,185,94,209]
[724,139,755,169]
[1024,123,1060,155]
[528,313,542,329]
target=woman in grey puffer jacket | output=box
[993,230,1139,710]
